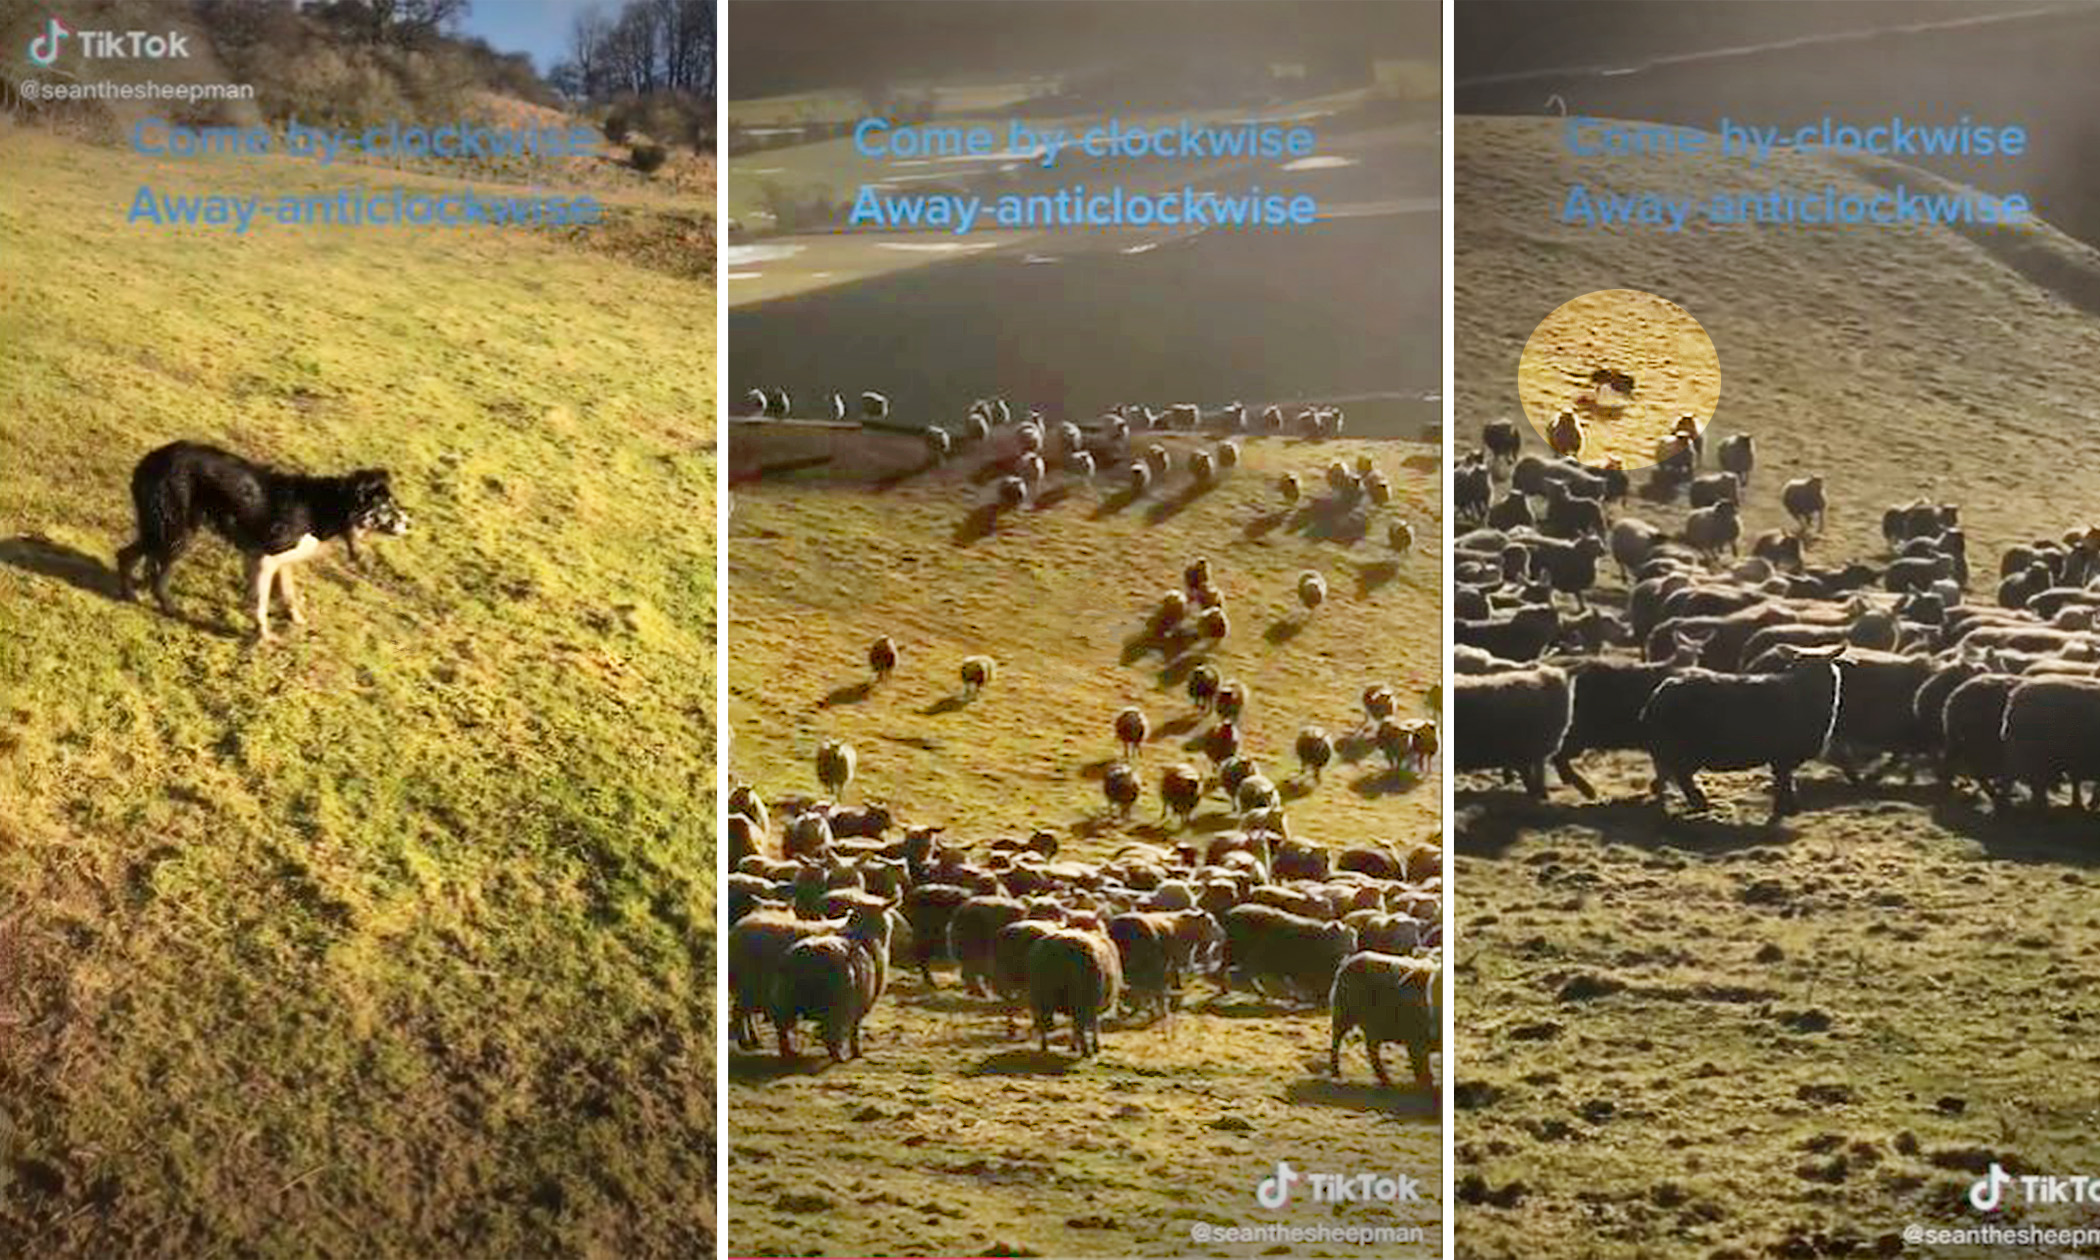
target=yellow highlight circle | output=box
[1516,289,1721,469]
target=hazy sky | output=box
[457,0,601,73]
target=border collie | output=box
[116,441,409,640]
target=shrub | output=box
[629,139,668,173]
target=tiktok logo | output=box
[1970,1162,2013,1212]
[1255,1161,1301,1209]
[27,17,71,66]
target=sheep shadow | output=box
[872,460,939,492]
[1355,560,1400,597]
[1335,731,1378,763]
[1120,626,1177,666]
[1090,487,1143,519]
[1158,713,1202,738]
[920,694,972,716]
[951,503,1001,547]
[818,679,875,708]
[1155,655,1202,690]
[1279,778,1315,801]
[1144,482,1212,526]
[1243,509,1290,541]
[1033,483,1077,512]
[727,1049,829,1083]
[1452,791,1784,860]
[0,536,125,600]
[1350,766,1420,797]
[1078,757,1118,781]
[1287,1077,1439,1117]
[1197,991,1314,1019]
[1930,797,2100,869]
[895,988,998,1016]
[964,1049,1081,1077]
[1264,617,1307,647]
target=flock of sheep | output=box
[1454,413,2100,825]
[726,390,1442,1090]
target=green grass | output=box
[0,126,716,1255]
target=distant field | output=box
[0,126,716,1255]
[1455,115,2100,1260]
[729,208,1442,439]
[728,428,1443,1258]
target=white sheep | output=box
[861,391,890,420]
[1298,571,1328,614]
[960,655,997,697]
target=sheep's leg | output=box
[1367,1038,1392,1087]
[1771,764,1801,817]
[1520,760,1549,800]
[1408,1040,1434,1089]
[1673,768,1709,812]
[1553,752,1598,800]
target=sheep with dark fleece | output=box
[948,895,1028,996]
[1684,500,1742,558]
[1542,484,1608,541]
[1885,552,1957,595]
[1483,419,1522,468]
[1108,912,1181,1021]
[1457,461,1492,522]
[1524,533,1606,609]
[1028,925,1124,1056]
[1218,904,1359,1003]
[1884,500,1959,546]
[1689,473,1740,509]
[1640,645,1845,820]
[1455,604,1560,662]
[2002,676,2100,810]
[1454,664,1574,798]
[1329,951,1439,1088]
[1548,636,1703,798]
[768,906,895,1061]
[1717,433,1755,486]
[1815,647,1935,781]
[1782,476,1828,535]
[900,883,972,986]
[730,904,887,1050]
[990,918,1067,1038]
[1487,493,1535,530]
[1939,672,2022,805]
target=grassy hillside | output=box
[0,126,716,1255]
[727,429,1443,1258]
[1454,116,2100,1259]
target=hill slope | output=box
[0,128,716,1255]
[727,429,1443,1258]
[1454,115,2100,1259]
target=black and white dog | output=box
[116,441,409,640]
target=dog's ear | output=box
[352,470,392,503]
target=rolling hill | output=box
[727,425,1443,1258]
[1454,114,2100,1259]
[0,126,716,1255]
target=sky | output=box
[456,0,602,73]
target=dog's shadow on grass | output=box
[2,535,124,599]
[920,693,972,717]
[1,535,243,638]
